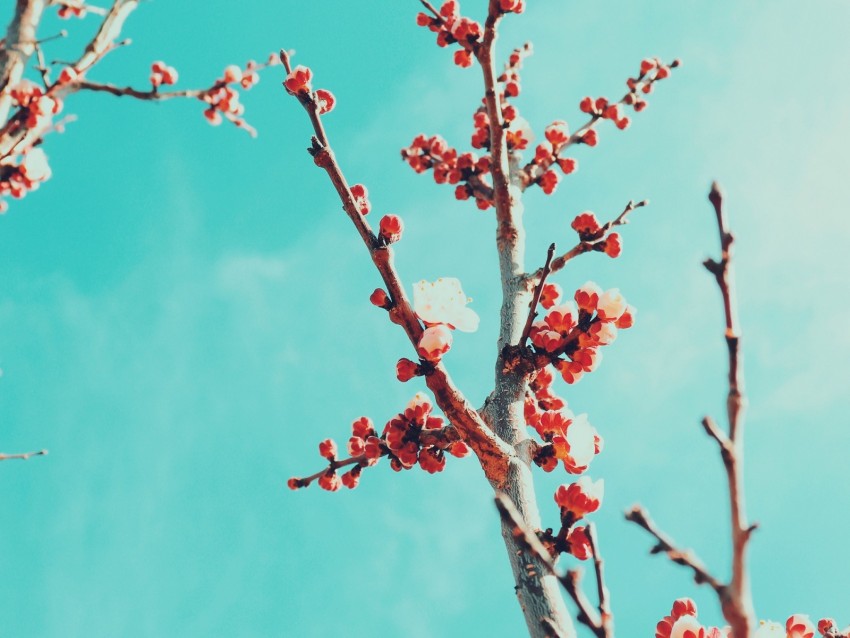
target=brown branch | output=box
[702,182,755,637]
[586,524,613,637]
[0,448,47,461]
[74,80,205,100]
[495,492,606,637]
[627,185,755,637]
[519,242,555,346]
[280,49,513,485]
[530,199,647,282]
[624,505,725,595]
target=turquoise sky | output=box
[2,1,849,636]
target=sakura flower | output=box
[413,277,479,332]
[417,324,453,362]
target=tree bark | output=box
[0,0,47,123]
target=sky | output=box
[1,1,849,636]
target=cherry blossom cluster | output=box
[535,476,604,562]
[415,1,483,68]
[521,57,679,193]
[283,63,336,118]
[571,210,623,257]
[200,57,278,135]
[400,134,494,210]
[401,43,535,210]
[287,393,471,491]
[527,281,634,384]
[0,148,51,212]
[654,600,848,638]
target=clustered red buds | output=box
[283,62,336,122]
[201,57,278,135]
[654,602,846,638]
[416,1,483,68]
[9,80,62,130]
[526,281,634,385]
[287,394,470,491]
[150,61,179,88]
[0,148,52,210]
[401,134,494,210]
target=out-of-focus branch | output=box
[1,0,49,122]
[495,493,610,638]
[279,50,514,485]
[72,0,137,72]
[586,524,613,637]
[624,505,725,594]
[702,182,755,636]
[530,199,647,282]
[626,183,756,637]
[0,448,48,461]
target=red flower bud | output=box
[379,214,404,243]
[396,358,420,382]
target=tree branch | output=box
[280,49,514,485]
[624,505,725,595]
[1,0,49,122]
[495,492,607,637]
[530,199,647,282]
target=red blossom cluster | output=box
[401,133,494,209]
[0,148,51,212]
[521,56,679,194]
[149,60,178,88]
[534,476,604,562]
[526,281,634,384]
[287,393,471,491]
[283,63,336,117]
[201,57,278,135]
[415,1,483,68]
[9,80,62,130]
[653,600,847,638]
[571,210,623,257]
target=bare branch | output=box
[519,242,555,346]
[624,505,726,595]
[586,524,613,637]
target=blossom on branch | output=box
[413,277,480,332]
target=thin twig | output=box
[531,199,647,281]
[0,448,48,461]
[519,243,555,346]
[624,505,725,595]
[586,524,613,637]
